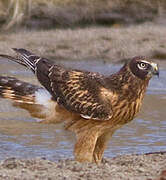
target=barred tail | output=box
[0,76,58,122]
[0,76,40,104]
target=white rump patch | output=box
[35,89,52,107]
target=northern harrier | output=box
[0,49,159,164]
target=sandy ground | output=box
[0,22,166,179]
[0,152,165,180]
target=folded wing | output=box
[0,49,113,121]
[47,67,113,120]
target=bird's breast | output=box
[111,91,145,125]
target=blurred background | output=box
[0,0,166,30]
[0,0,166,62]
[0,0,166,161]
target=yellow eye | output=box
[137,62,147,70]
[140,62,146,68]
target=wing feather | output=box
[46,66,113,120]
[0,48,113,121]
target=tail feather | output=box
[0,76,60,123]
[0,76,40,104]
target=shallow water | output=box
[0,58,166,161]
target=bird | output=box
[0,48,159,164]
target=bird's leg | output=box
[74,130,98,163]
[92,130,113,164]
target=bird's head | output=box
[128,56,159,80]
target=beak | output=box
[151,62,159,77]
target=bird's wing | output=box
[0,48,113,120]
[45,66,113,120]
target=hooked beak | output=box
[151,62,159,77]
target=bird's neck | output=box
[105,64,150,97]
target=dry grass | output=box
[0,0,166,29]
[0,23,166,65]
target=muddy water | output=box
[0,58,166,161]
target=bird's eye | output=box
[137,62,148,70]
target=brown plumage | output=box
[0,49,159,164]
